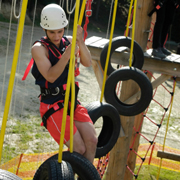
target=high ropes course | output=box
[0,0,180,180]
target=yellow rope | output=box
[156,80,176,180]
[100,0,118,103]
[78,0,86,25]
[125,0,137,67]
[0,0,28,163]
[58,0,87,162]
[129,0,137,67]
[125,0,134,37]
[100,0,137,102]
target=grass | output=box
[101,165,180,180]
[134,165,180,180]
[1,115,59,164]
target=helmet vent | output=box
[62,20,66,25]
[44,23,49,27]
[44,16,48,20]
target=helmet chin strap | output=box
[45,29,50,40]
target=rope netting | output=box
[122,3,180,178]
[126,72,177,179]
[95,72,179,179]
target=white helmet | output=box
[40,4,68,30]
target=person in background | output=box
[31,4,98,164]
[151,0,179,58]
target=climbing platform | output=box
[85,36,180,78]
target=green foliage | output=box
[135,165,180,180]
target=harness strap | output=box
[40,85,65,101]
[22,37,67,81]
[41,83,80,128]
[41,102,64,128]
[22,58,34,80]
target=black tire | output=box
[104,66,153,116]
[85,101,121,158]
[100,36,144,75]
[33,160,74,180]
[33,152,101,180]
[0,169,22,180]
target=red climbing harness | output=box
[22,37,68,81]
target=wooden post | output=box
[105,0,154,180]
[124,0,154,179]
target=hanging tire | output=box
[100,36,144,75]
[104,66,153,116]
[85,101,121,158]
[34,159,74,180]
[0,169,22,180]
[33,151,101,180]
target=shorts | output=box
[39,100,93,144]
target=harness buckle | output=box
[85,0,93,17]
[85,10,92,17]
[45,89,50,95]
[52,87,60,96]
[41,93,46,96]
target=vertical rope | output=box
[21,0,37,115]
[66,0,73,35]
[156,79,176,180]
[0,1,14,116]
[129,0,137,67]
[106,0,114,39]
[66,0,76,14]
[0,0,28,163]
[13,0,22,19]
[125,0,134,37]
[58,0,80,163]
[100,0,118,103]
[0,0,2,13]
[59,0,65,8]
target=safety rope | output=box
[59,0,65,8]
[66,0,76,14]
[129,0,137,67]
[0,1,14,116]
[156,79,176,180]
[100,0,118,103]
[58,0,80,162]
[106,0,114,39]
[21,0,37,113]
[75,0,92,77]
[0,0,2,13]
[12,0,37,117]
[126,72,176,179]
[125,0,134,38]
[0,0,28,163]
[124,6,134,37]
[13,0,22,19]
[58,0,89,162]
[123,0,138,67]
